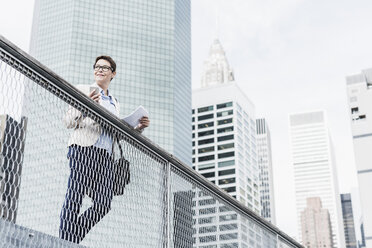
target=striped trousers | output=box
[59,145,113,244]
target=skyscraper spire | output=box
[215,0,220,39]
[201,39,235,88]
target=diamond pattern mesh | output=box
[0,42,301,248]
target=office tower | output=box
[173,190,193,247]
[192,39,261,247]
[346,68,372,247]
[29,0,191,165]
[359,220,366,248]
[289,110,345,247]
[349,188,366,248]
[256,118,276,224]
[301,197,333,248]
[0,115,27,223]
[341,193,357,248]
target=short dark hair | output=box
[94,55,116,72]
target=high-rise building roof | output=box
[201,39,234,88]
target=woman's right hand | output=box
[89,90,100,103]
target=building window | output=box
[218,143,234,150]
[198,114,214,121]
[192,109,195,114]
[199,226,217,233]
[219,214,237,221]
[198,162,215,171]
[223,187,236,193]
[198,122,214,129]
[217,126,234,133]
[351,107,359,114]
[198,146,214,154]
[198,217,216,224]
[199,235,216,243]
[219,169,235,176]
[217,118,233,125]
[219,206,231,212]
[198,105,214,113]
[199,155,215,162]
[218,134,234,142]
[199,199,216,206]
[217,110,233,117]
[218,160,235,167]
[219,224,238,231]
[218,152,234,159]
[201,171,215,178]
[217,102,233,109]
[198,130,214,137]
[198,138,214,145]
[218,178,236,185]
[353,114,367,121]
[220,233,238,240]
[199,207,216,215]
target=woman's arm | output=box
[63,105,85,129]
[63,84,91,129]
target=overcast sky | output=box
[192,0,372,237]
[1,0,372,239]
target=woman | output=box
[60,55,149,243]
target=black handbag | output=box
[113,141,130,196]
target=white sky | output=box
[1,0,371,239]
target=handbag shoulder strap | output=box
[112,136,124,160]
[117,137,124,158]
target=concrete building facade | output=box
[192,39,261,247]
[301,197,333,248]
[289,110,345,247]
[346,68,372,247]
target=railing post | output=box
[277,234,280,248]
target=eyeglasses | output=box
[93,65,113,72]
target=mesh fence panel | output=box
[0,51,168,247]
[170,167,279,248]
[0,41,302,248]
[278,238,296,248]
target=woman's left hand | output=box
[138,116,150,130]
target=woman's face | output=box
[94,59,116,85]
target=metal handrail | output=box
[0,34,303,248]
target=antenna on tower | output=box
[215,0,220,39]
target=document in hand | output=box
[122,105,149,128]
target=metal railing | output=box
[0,35,302,248]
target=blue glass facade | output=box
[30,0,191,165]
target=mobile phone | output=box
[89,86,99,95]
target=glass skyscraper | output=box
[29,0,191,165]
[256,118,276,224]
[341,193,357,248]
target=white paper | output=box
[122,105,149,128]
